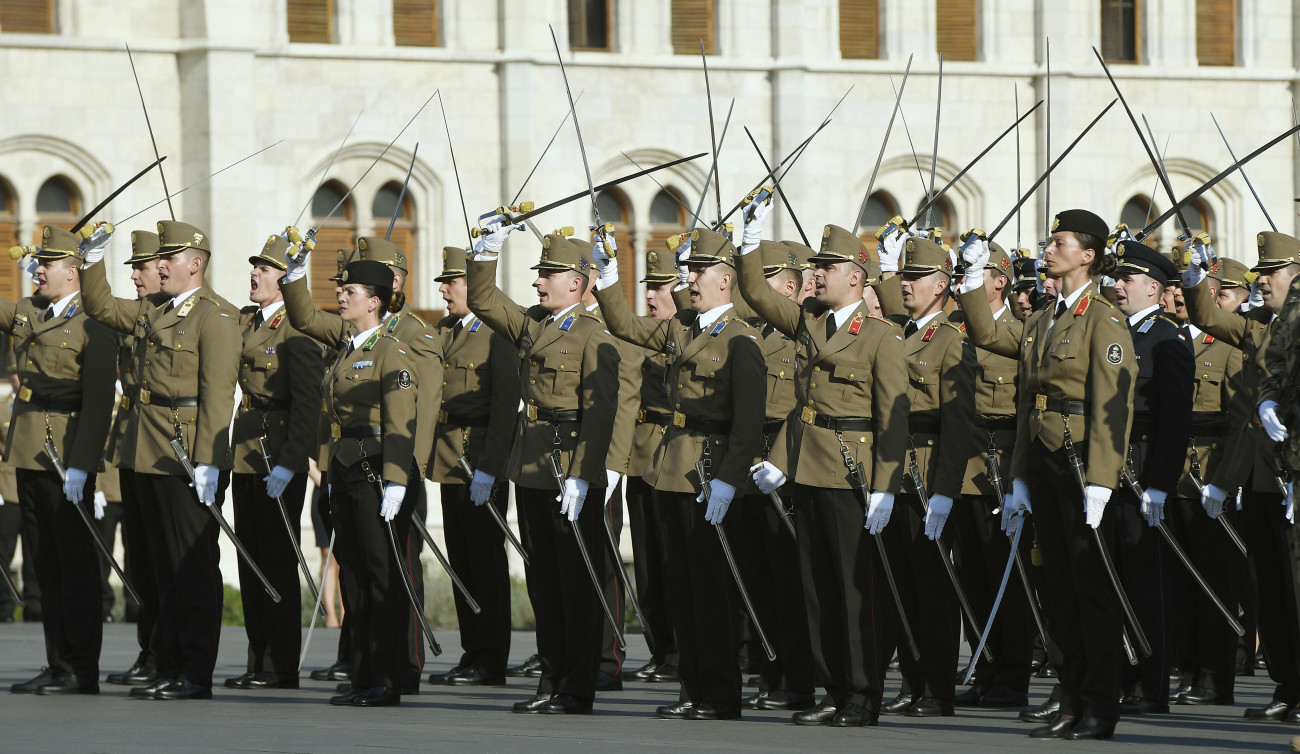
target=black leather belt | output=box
[909,413,940,435]
[137,389,199,409]
[1130,414,1157,438]
[1034,395,1089,415]
[762,419,785,436]
[975,415,1017,430]
[338,425,383,440]
[638,409,672,426]
[527,406,579,424]
[811,414,874,432]
[439,410,489,428]
[18,387,79,413]
[674,412,732,435]
[241,395,286,412]
[1190,413,1227,436]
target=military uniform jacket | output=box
[0,294,115,472]
[630,348,671,479]
[586,303,646,477]
[737,252,907,493]
[896,312,976,500]
[1184,279,1279,492]
[104,293,159,469]
[1126,310,1193,495]
[1259,276,1300,475]
[428,313,519,484]
[949,296,1020,497]
[1007,281,1136,489]
[1174,330,1241,499]
[745,321,797,495]
[81,262,241,474]
[467,259,618,489]
[230,306,326,475]
[318,330,419,484]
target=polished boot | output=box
[511,693,553,714]
[353,686,401,707]
[445,666,506,687]
[507,654,543,678]
[631,661,660,681]
[1019,697,1060,723]
[792,701,839,726]
[1064,715,1116,740]
[310,661,351,682]
[1177,687,1233,706]
[880,692,915,716]
[107,662,157,686]
[426,666,463,685]
[35,676,98,695]
[906,697,954,717]
[1245,701,1293,720]
[155,677,212,700]
[540,694,593,714]
[129,677,176,699]
[1028,714,1076,739]
[647,664,679,683]
[954,685,988,707]
[10,668,61,694]
[830,703,877,727]
[329,687,364,706]
[655,701,696,719]
[979,686,1029,707]
[688,703,740,720]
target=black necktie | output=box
[253,310,264,330]
[825,315,837,339]
[1053,300,1067,321]
[452,320,465,338]
[903,321,918,339]
[345,340,355,357]
[42,308,53,322]
[163,301,174,315]
[690,319,702,339]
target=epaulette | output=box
[360,330,384,351]
[1084,293,1115,310]
[385,313,402,333]
[409,312,428,327]
[1155,315,1180,328]
[942,321,967,336]
[869,313,901,328]
[578,311,602,322]
[267,310,286,329]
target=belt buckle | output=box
[331,423,341,440]
[801,405,817,425]
[673,411,686,429]
[17,386,31,403]
[527,404,538,422]
[140,388,151,406]
[240,394,251,410]
[119,394,132,410]
[1034,394,1047,411]
[637,408,646,423]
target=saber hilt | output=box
[457,456,530,567]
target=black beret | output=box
[1052,209,1109,242]
[339,259,395,291]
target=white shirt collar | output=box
[48,291,77,318]
[1187,323,1203,339]
[458,312,476,327]
[549,302,581,322]
[350,324,381,351]
[830,300,859,330]
[259,300,284,318]
[1054,281,1089,315]
[696,302,734,329]
[1127,304,1161,327]
[171,286,201,310]
[909,310,942,331]
[991,304,1008,321]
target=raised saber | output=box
[42,441,141,605]
[510,91,583,207]
[1044,39,1051,240]
[689,99,734,232]
[170,437,280,603]
[743,126,810,248]
[701,40,724,224]
[621,151,703,227]
[549,25,606,241]
[124,43,173,221]
[457,457,530,567]
[257,437,322,615]
[1209,112,1277,232]
[293,110,363,229]
[890,77,931,194]
[410,514,481,614]
[71,156,167,233]
[549,451,625,650]
[1014,85,1022,249]
[298,529,335,671]
[115,144,280,228]
[385,143,419,242]
[852,54,914,232]
[923,53,943,229]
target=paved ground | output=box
[0,623,1295,753]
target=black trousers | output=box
[329,457,417,691]
[94,501,123,618]
[133,471,228,688]
[17,492,42,618]
[1025,441,1122,722]
[440,481,512,677]
[20,468,101,681]
[515,484,605,701]
[659,490,742,708]
[317,476,353,667]
[1242,484,1300,704]
[232,471,307,676]
[116,468,157,666]
[625,476,676,668]
[0,492,21,619]
[401,486,426,690]
[951,494,1034,693]
[731,492,813,695]
[599,480,626,678]
[883,492,960,705]
[1166,496,1241,696]
[794,483,893,711]
[1112,485,1172,704]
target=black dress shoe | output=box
[36,676,98,695]
[445,666,506,687]
[1036,665,1058,678]
[906,697,954,717]
[106,662,157,686]
[130,677,176,699]
[979,685,1029,707]
[427,666,462,685]
[507,654,543,678]
[541,693,593,714]
[648,664,679,683]
[1028,714,1077,738]
[954,685,988,707]
[1178,687,1233,706]
[792,701,838,725]
[742,690,774,709]
[1064,715,1116,740]
[310,661,351,682]
[631,661,659,681]
[224,672,256,689]
[831,703,877,727]
[880,692,915,716]
[329,688,363,706]
[155,677,212,700]
[1245,700,1293,720]
[689,703,740,720]
[247,673,299,689]
[595,671,623,692]
[655,701,696,719]
[511,693,554,714]
[353,686,401,707]
[11,667,61,694]
[1172,683,1193,703]
[1119,695,1169,714]
[1019,697,1060,723]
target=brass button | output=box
[678,384,684,389]
[807,400,816,407]
[926,439,934,446]
[779,371,785,378]
[848,373,855,379]
[145,360,151,366]
[997,377,1004,384]
[444,362,450,368]
[1202,373,1208,380]
[810,383,818,389]
[530,379,536,385]
[813,366,821,372]
[858,436,867,443]
[709,371,716,378]
[917,377,925,383]
[468,362,475,368]
[570,431,577,437]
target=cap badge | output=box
[542,237,551,249]
[647,250,659,263]
[1051,217,1060,232]
[193,232,204,245]
[359,239,368,251]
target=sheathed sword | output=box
[410,513,481,615]
[361,469,441,656]
[984,439,1052,649]
[256,437,322,615]
[457,456,529,567]
[169,437,280,602]
[596,481,655,650]
[549,449,626,650]
[43,440,141,605]
[298,529,335,672]
[1186,443,1249,557]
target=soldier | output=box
[875,234,976,718]
[737,204,908,728]
[1108,241,1193,714]
[590,225,764,721]
[425,246,519,687]
[1189,232,1300,721]
[466,222,619,715]
[224,236,326,690]
[79,220,242,700]
[4,227,115,695]
[999,210,1136,740]
[102,231,168,688]
[1010,256,1039,320]
[740,240,816,712]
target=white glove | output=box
[193,463,219,506]
[1140,487,1167,527]
[284,244,310,283]
[264,465,294,499]
[472,218,523,258]
[380,482,406,522]
[557,476,589,521]
[956,233,990,294]
[0,490,5,506]
[1201,483,1227,519]
[1002,478,1032,536]
[924,493,953,540]
[592,232,619,290]
[1084,484,1111,529]
[878,225,906,273]
[469,469,495,506]
[697,478,736,525]
[1246,281,1264,310]
[1180,238,1208,288]
[1286,482,1295,525]
[603,469,622,504]
[674,235,692,286]
[865,490,894,535]
[63,467,88,506]
[740,195,773,250]
[17,253,38,284]
[79,223,112,265]
[750,461,787,495]
[93,490,107,521]
[1259,400,1289,442]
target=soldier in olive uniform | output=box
[467,222,619,715]
[737,207,908,728]
[4,226,116,695]
[102,231,169,688]
[79,220,242,700]
[1188,232,1300,721]
[224,236,326,690]
[426,246,519,687]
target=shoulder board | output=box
[267,310,286,330]
[385,314,402,333]
[383,334,401,344]
[1156,315,1180,328]
[869,314,900,328]
[1086,293,1115,310]
[558,314,577,331]
[360,330,382,352]
[409,312,428,327]
[176,297,197,318]
[64,297,80,318]
[578,311,602,322]
[1203,333,1215,344]
[847,312,865,335]
[1073,296,1091,317]
[921,323,940,342]
[468,319,482,333]
[942,321,966,335]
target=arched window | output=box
[595,188,635,304]
[936,0,977,61]
[394,0,439,47]
[372,182,417,307]
[858,191,899,241]
[1120,195,1153,244]
[287,0,333,43]
[35,176,79,237]
[912,195,955,241]
[309,180,354,310]
[1121,194,1212,249]
[0,178,22,300]
[839,0,879,60]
